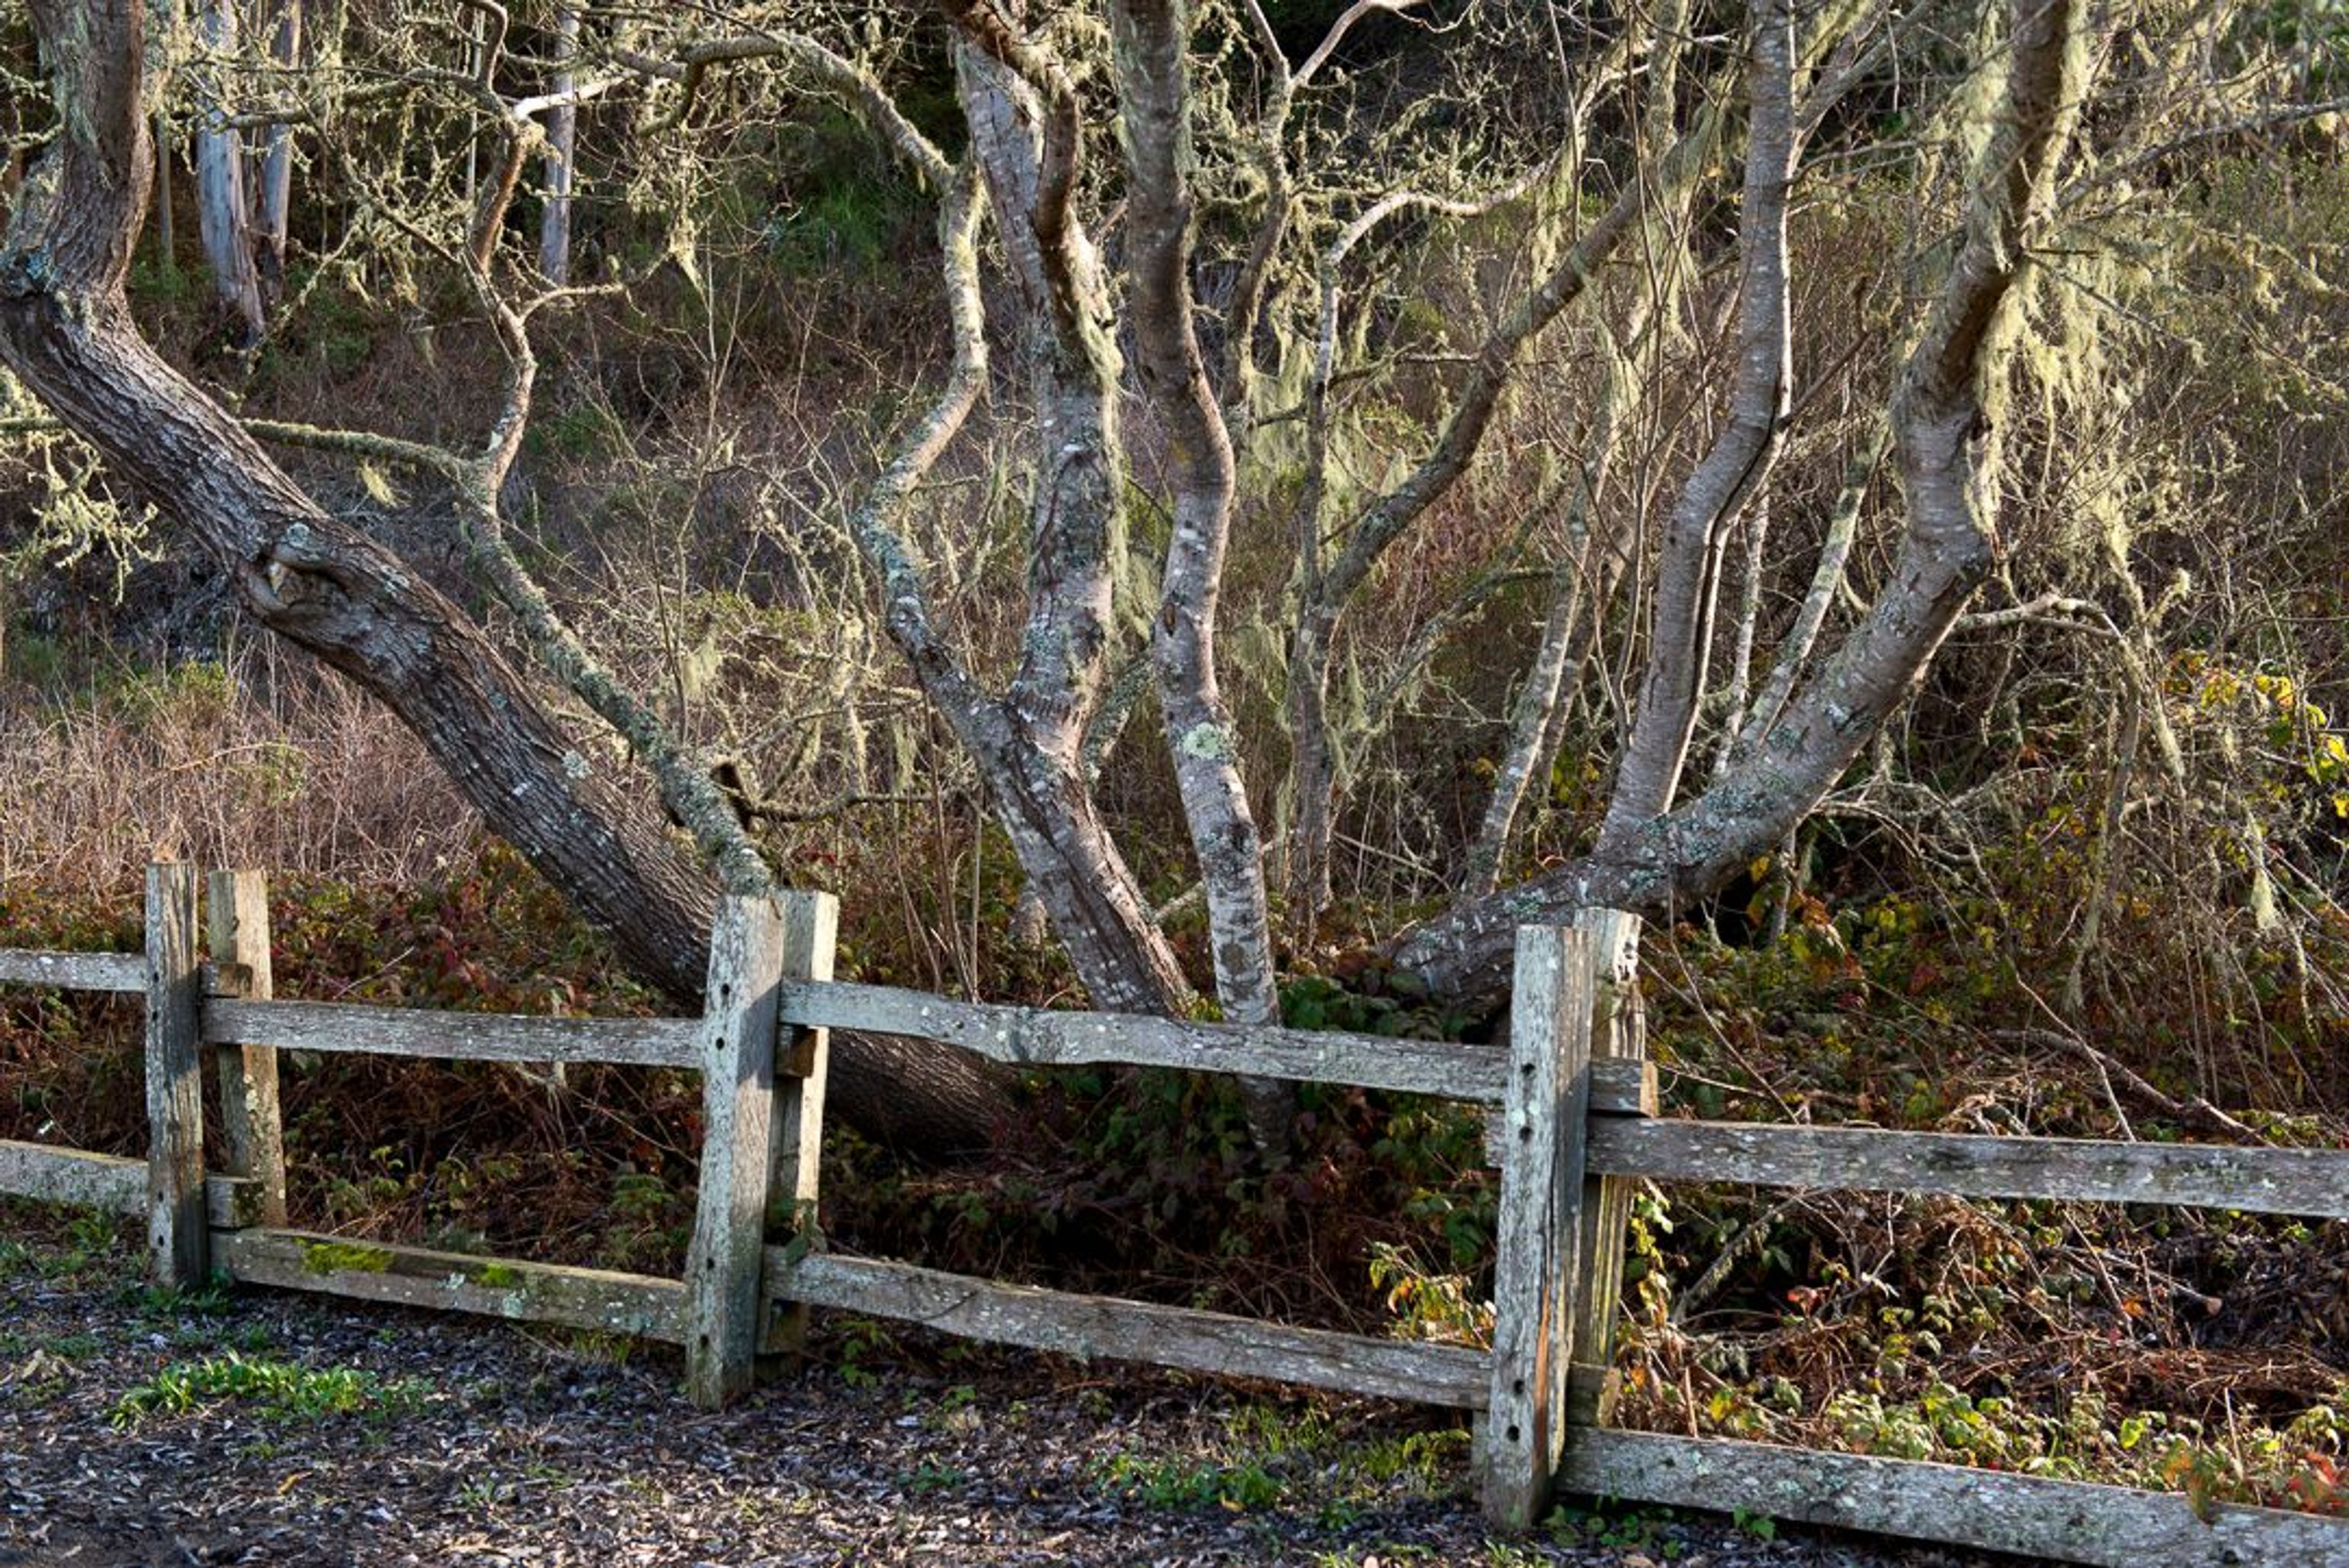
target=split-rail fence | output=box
[1,864,2344,1565]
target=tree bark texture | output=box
[539,4,578,284]
[254,0,299,306]
[193,0,266,342]
[804,25,1193,1021]
[1598,0,1798,845]
[1110,0,1283,1042]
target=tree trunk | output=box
[1,0,1009,1154]
[836,41,1197,1024]
[1597,0,1798,845]
[1111,0,1290,1138]
[193,0,267,344]
[254,0,299,308]
[539,5,578,284]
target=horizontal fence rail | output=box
[776,978,1511,1101]
[215,1228,685,1343]
[0,949,144,993]
[1,1139,270,1229]
[202,996,704,1069]
[1587,1117,2349,1218]
[1557,1430,2345,1568]
[765,1251,1491,1408]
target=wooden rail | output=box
[203,997,703,1068]
[1557,1429,2345,1567]
[776,978,1510,1101]
[765,1251,1488,1408]
[2,1139,278,1230]
[0,949,144,993]
[4,868,2344,1567]
[1588,1117,2349,1218]
[214,1227,684,1342]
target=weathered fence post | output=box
[206,868,287,1228]
[144,862,207,1288]
[1482,923,1597,1529]
[684,892,787,1408]
[761,889,838,1369]
[1567,908,1644,1426]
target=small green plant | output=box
[832,1315,897,1390]
[904,1459,967,1493]
[1093,1449,1286,1511]
[8,1208,139,1287]
[131,1275,235,1318]
[110,1352,429,1427]
[1546,1500,1683,1555]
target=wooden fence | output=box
[1,865,2344,1566]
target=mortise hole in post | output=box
[1519,1125,1532,1142]
[1505,1424,1522,1443]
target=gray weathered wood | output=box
[766,1250,1489,1408]
[683,894,787,1408]
[0,1138,144,1211]
[776,980,1509,1103]
[1568,908,1644,1427]
[1482,924,1596,1529]
[203,997,702,1068]
[214,1227,683,1342]
[0,1139,273,1231]
[145,863,207,1289]
[0,948,145,993]
[1590,1056,1658,1118]
[1484,1057,1656,1162]
[1586,1119,2349,1219]
[763,891,839,1364]
[207,869,287,1226]
[1556,1428,2349,1567]
[206,1174,270,1230]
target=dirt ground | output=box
[0,1211,2021,1568]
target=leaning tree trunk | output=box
[0,0,1009,1153]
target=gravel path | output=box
[0,1215,2020,1568]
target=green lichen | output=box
[1178,722,1233,761]
[301,1241,394,1276]
[473,1262,524,1289]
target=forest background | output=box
[0,0,2344,1525]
